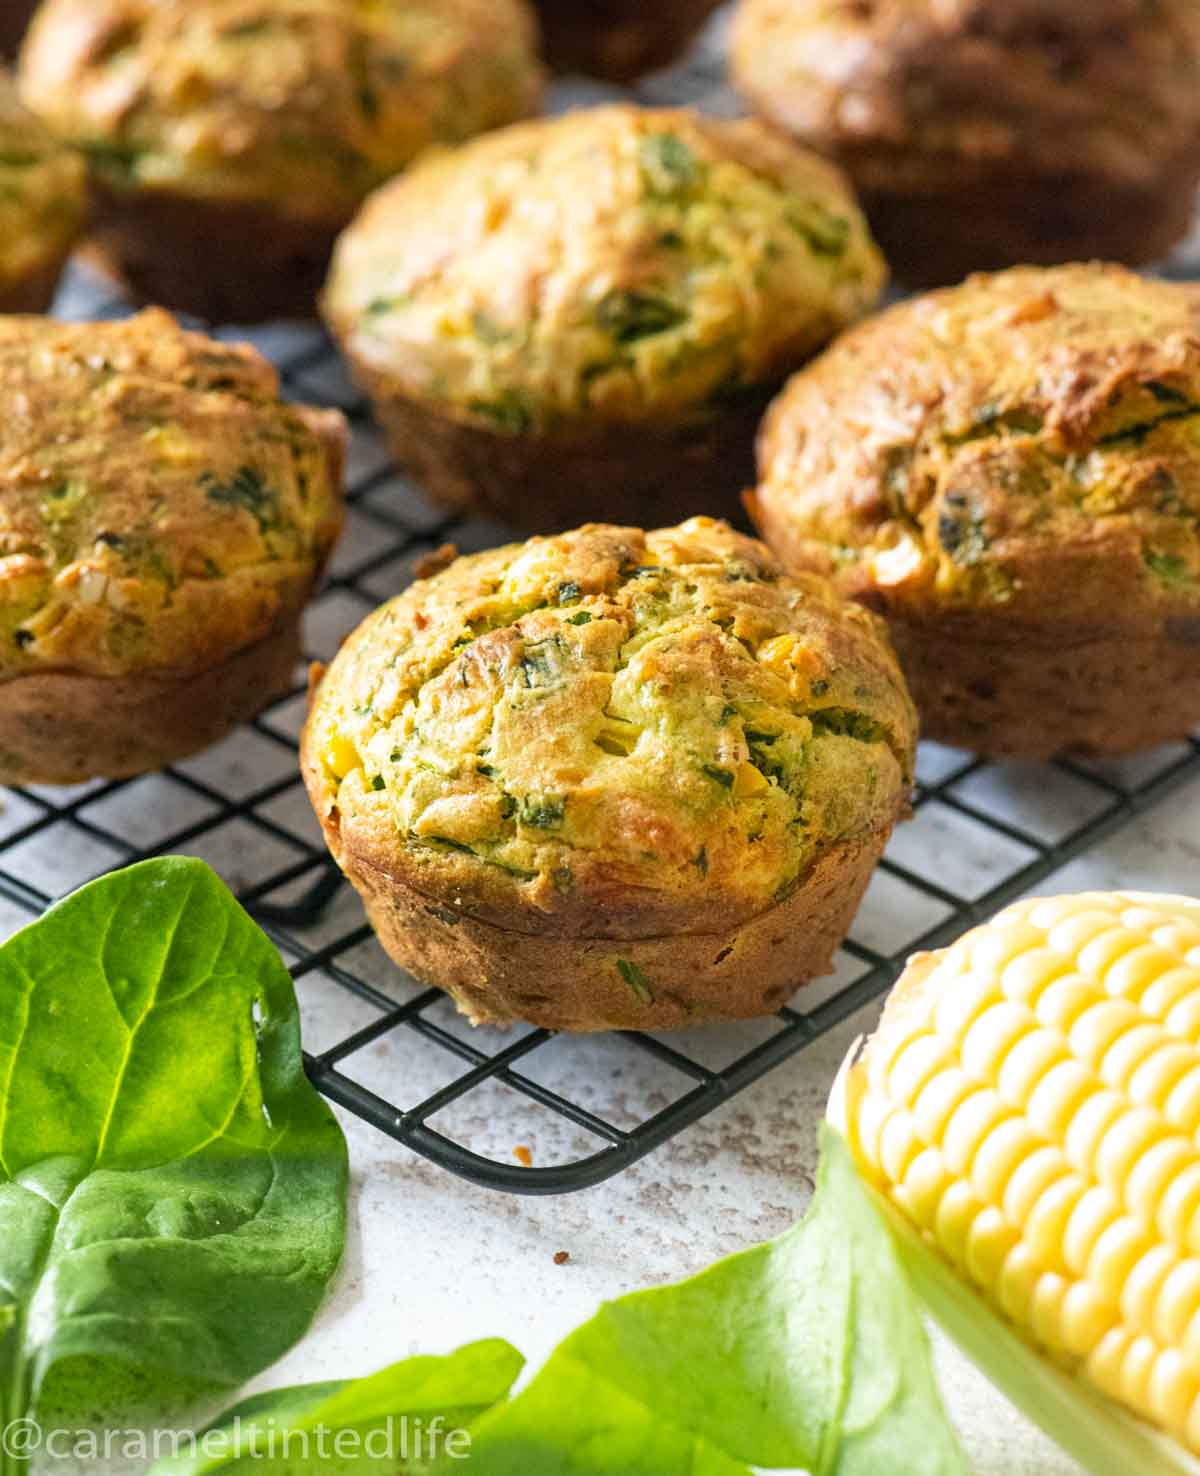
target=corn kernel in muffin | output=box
[302,518,916,1031]
[751,264,1200,758]
[0,309,345,783]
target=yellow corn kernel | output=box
[997,1028,1065,1107]
[1027,1059,1092,1141]
[1069,998,1141,1067]
[878,1108,923,1185]
[1060,1279,1117,1357]
[1077,926,1143,981]
[1101,1023,1170,1092]
[1161,1162,1200,1249]
[935,1179,982,1271]
[961,1000,1032,1082]
[971,1116,1040,1204]
[1003,1145,1065,1226]
[1155,1260,1200,1350]
[1142,966,1200,1022]
[895,1146,949,1229]
[996,1241,1040,1326]
[1063,1185,1120,1276]
[1024,1173,1087,1273]
[964,1205,1019,1290]
[1108,946,1180,1003]
[847,891,1200,1453]
[942,1090,1010,1175]
[1003,948,1072,1007]
[1129,1044,1194,1111]
[887,1032,954,1108]
[732,761,770,798]
[1122,1244,1176,1332]
[323,732,360,782]
[1166,1069,1200,1136]
[1167,993,1200,1040]
[1035,973,1097,1033]
[934,969,1001,1042]
[1062,1089,1124,1176]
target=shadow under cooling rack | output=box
[1,263,1198,1194]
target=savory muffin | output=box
[732,0,1200,288]
[0,310,345,785]
[19,0,544,322]
[301,517,916,1032]
[750,264,1200,759]
[0,73,86,313]
[324,105,885,531]
[535,0,722,81]
[0,2,38,60]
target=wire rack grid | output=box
[1,258,1197,1196]
[2,19,1199,1195]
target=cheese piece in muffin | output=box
[535,0,722,81]
[750,263,1200,759]
[323,104,886,530]
[732,0,1200,287]
[301,518,916,1032]
[19,0,544,322]
[0,73,86,313]
[0,309,345,784]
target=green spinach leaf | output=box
[147,1340,523,1476]
[0,857,347,1441]
[452,1126,966,1474]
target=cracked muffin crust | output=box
[324,104,885,530]
[0,309,345,783]
[535,0,723,81]
[0,74,86,313]
[732,0,1200,287]
[301,517,916,1031]
[750,264,1200,758]
[19,0,544,320]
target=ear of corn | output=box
[833,892,1200,1471]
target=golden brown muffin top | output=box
[323,105,886,430]
[752,264,1200,632]
[19,0,543,220]
[0,309,345,680]
[0,72,86,285]
[732,0,1200,191]
[304,518,915,937]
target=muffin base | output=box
[0,620,301,786]
[331,825,891,1032]
[890,616,1200,760]
[0,252,72,315]
[858,163,1200,290]
[350,369,770,531]
[87,183,344,323]
[536,0,722,80]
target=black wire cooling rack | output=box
[2,17,1199,1195]
[1,261,1198,1197]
